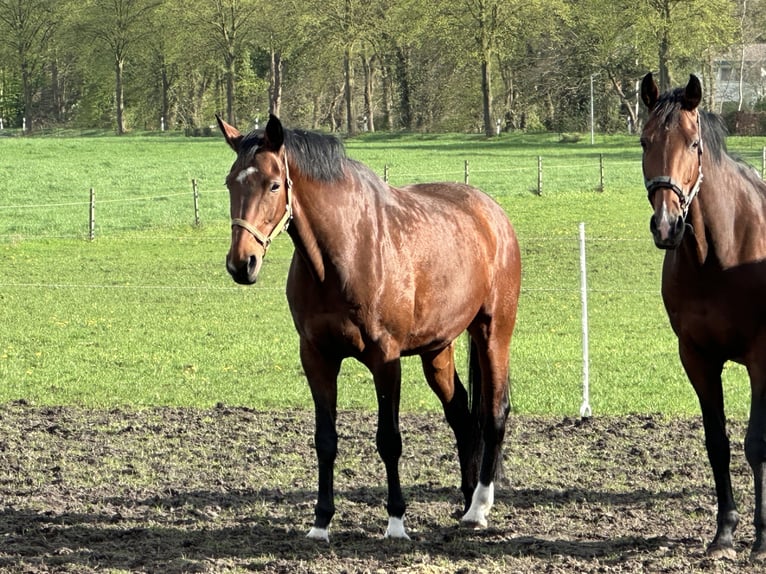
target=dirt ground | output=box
[0,400,761,573]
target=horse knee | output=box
[745,430,766,468]
[315,429,338,462]
[376,429,402,462]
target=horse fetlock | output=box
[460,482,494,528]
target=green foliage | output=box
[1,132,765,416]
[0,0,748,134]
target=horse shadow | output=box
[0,482,710,571]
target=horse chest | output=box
[663,272,766,358]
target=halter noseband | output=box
[644,113,703,219]
[231,152,293,253]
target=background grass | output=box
[2,130,765,416]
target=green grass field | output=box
[2,130,765,416]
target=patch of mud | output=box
[0,402,759,572]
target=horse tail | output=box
[467,336,481,420]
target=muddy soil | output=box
[0,401,760,573]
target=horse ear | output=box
[682,74,702,111]
[216,115,242,152]
[641,73,659,111]
[264,114,285,149]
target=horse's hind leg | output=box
[300,339,342,542]
[420,344,480,512]
[370,356,409,538]
[745,359,766,560]
[461,328,512,528]
[680,342,738,559]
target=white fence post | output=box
[579,222,592,418]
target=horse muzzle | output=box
[226,251,263,285]
[649,211,685,249]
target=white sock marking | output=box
[461,482,494,528]
[384,516,410,539]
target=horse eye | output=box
[691,140,700,150]
[270,181,281,193]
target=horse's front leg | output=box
[680,342,739,559]
[370,356,409,539]
[745,360,766,561]
[301,339,342,542]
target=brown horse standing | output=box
[641,73,766,560]
[217,115,521,541]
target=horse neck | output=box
[285,170,368,283]
[694,153,766,268]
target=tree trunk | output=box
[225,53,236,125]
[395,47,412,130]
[161,62,171,129]
[658,0,671,92]
[115,58,125,134]
[607,71,637,133]
[362,53,374,132]
[51,56,61,123]
[481,58,493,137]
[344,47,355,135]
[737,0,747,112]
[478,1,493,137]
[21,58,32,132]
[381,63,394,130]
[269,49,283,118]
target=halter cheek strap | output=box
[231,154,293,253]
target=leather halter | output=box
[644,114,703,219]
[231,152,293,253]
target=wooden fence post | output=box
[762,147,765,180]
[537,156,543,195]
[464,160,469,185]
[384,164,389,183]
[192,179,200,226]
[599,153,604,192]
[89,188,95,240]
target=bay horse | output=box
[641,72,766,560]
[216,114,521,541]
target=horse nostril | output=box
[247,255,258,275]
[649,216,658,234]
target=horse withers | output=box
[641,72,766,560]
[217,114,521,541]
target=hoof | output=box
[460,517,487,529]
[706,544,736,561]
[384,516,410,540]
[306,527,329,542]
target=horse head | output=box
[217,114,293,285]
[640,73,704,249]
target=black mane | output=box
[240,127,348,183]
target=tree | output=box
[208,0,258,125]
[79,0,160,134]
[0,0,55,131]
[641,0,735,92]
